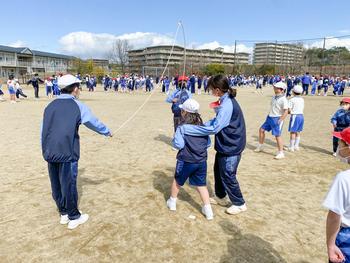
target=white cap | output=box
[57,74,81,88]
[179,99,200,113]
[293,85,303,94]
[273,81,287,90]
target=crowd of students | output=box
[2,70,350,261]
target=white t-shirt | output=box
[323,170,350,227]
[269,95,289,117]
[288,96,304,115]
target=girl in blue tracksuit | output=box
[177,75,247,215]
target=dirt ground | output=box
[0,84,348,263]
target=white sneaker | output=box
[294,146,300,151]
[333,152,337,157]
[254,146,263,152]
[67,214,89,230]
[226,204,247,215]
[166,198,177,211]
[210,196,230,207]
[287,147,294,152]
[274,152,285,160]
[201,205,214,220]
[60,214,69,225]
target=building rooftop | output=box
[0,44,75,59]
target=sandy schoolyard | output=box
[0,84,347,262]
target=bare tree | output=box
[108,39,132,73]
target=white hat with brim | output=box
[179,99,200,113]
[58,74,81,88]
[273,81,287,90]
[293,85,303,94]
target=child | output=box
[7,75,16,103]
[323,127,350,262]
[167,98,213,220]
[42,74,112,230]
[287,85,304,152]
[331,98,350,156]
[166,75,191,132]
[255,81,289,159]
[14,79,28,99]
[45,77,53,98]
[0,79,5,101]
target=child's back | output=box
[176,133,209,163]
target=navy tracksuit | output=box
[42,94,110,219]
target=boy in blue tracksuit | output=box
[331,98,350,155]
[41,74,112,230]
[301,72,312,95]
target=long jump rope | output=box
[111,21,187,135]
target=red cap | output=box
[342,98,350,104]
[178,75,188,82]
[209,100,220,109]
[333,127,350,145]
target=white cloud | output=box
[8,40,27,47]
[59,31,175,59]
[307,37,350,50]
[59,31,254,59]
[197,41,253,54]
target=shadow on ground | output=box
[252,135,332,155]
[154,134,173,146]
[152,169,202,213]
[219,220,288,263]
[77,168,109,205]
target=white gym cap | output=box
[273,81,287,90]
[58,74,81,88]
[293,85,303,94]
[179,99,200,113]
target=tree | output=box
[204,63,225,76]
[108,39,132,73]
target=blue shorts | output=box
[261,116,283,136]
[335,227,350,262]
[8,87,15,95]
[288,114,304,132]
[175,160,207,187]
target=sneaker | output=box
[254,145,263,152]
[166,198,177,211]
[333,152,337,157]
[287,147,294,152]
[226,204,247,215]
[210,196,230,207]
[60,214,69,225]
[67,214,89,230]
[201,205,214,220]
[294,146,300,151]
[274,152,285,160]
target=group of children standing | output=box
[254,82,305,159]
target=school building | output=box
[253,42,303,65]
[0,45,74,79]
[128,45,250,75]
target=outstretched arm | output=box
[75,100,111,136]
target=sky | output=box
[2,0,350,58]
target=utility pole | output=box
[234,40,237,74]
[320,37,326,76]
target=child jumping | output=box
[255,81,289,159]
[167,99,213,220]
[331,98,350,156]
[287,85,304,152]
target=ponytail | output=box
[208,74,237,98]
[228,87,237,98]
